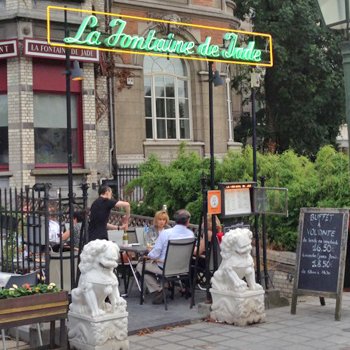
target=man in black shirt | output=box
[88,186,130,242]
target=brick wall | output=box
[82,63,100,185]
[8,54,35,188]
[267,249,296,299]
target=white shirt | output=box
[148,224,194,266]
[49,220,61,244]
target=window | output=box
[0,62,7,170]
[34,93,79,164]
[33,60,83,168]
[0,95,8,167]
[144,56,191,140]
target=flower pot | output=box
[0,291,68,328]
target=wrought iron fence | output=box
[0,184,89,291]
[102,165,143,203]
[0,182,198,293]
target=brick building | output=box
[110,0,244,166]
[0,0,245,194]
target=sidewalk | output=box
[127,287,207,333]
[128,292,350,350]
[3,291,350,349]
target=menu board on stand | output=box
[291,208,349,320]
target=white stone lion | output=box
[69,239,126,317]
[211,228,262,292]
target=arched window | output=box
[144,56,191,140]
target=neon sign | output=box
[47,6,273,67]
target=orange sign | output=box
[208,190,221,215]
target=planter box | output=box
[0,291,68,328]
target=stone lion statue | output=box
[211,228,262,292]
[69,239,126,317]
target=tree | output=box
[234,0,344,158]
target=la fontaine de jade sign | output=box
[47,6,273,67]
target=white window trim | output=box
[144,59,192,141]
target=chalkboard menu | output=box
[291,208,349,320]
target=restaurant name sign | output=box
[0,40,18,60]
[47,6,273,67]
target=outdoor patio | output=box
[125,284,208,334]
[0,282,208,349]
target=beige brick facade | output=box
[112,0,242,165]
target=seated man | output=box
[136,209,194,304]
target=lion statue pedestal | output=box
[210,228,265,326]
[68,240,129,350]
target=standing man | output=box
[88,185,130,242]
[136,209,194,304]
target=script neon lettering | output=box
[104,19,127,47]
[63,16,263,63]
[64,15,100,45]
[222,33,261,62]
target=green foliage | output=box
[216,146,254,182]
[126,145,208,222]
[233,0,344,157]
[259,150,319,250]
[0,282,60,299]
[127,145,350,252]
[314,145,350,207]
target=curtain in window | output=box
[0,95,8,164]
[34,93,78,164]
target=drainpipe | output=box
[226,74,233,142]
[108,75,116,177]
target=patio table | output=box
[119,244,148,297]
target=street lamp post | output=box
[316,0,350,160]
[251,70,261,284]
[207,61,224,281]
[64,9,83,289]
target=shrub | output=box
[126,145,350,251]
[126,144,207,222]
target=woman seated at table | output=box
[150,210,170,238]
[192,214,221,291]
[193,214,221,259]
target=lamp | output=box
[212,70,224,87]
[71,60,83,81]
[316,0,350,161]
[316,0,349,32]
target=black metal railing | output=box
[0,183,198,293]
[102,165,143,202]
[0,183,89,291]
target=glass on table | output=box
[144,227,157,249]
[149,227,157,245]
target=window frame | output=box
[144,57,192,141]
[0,62,8,171]
[33,60,84,169]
